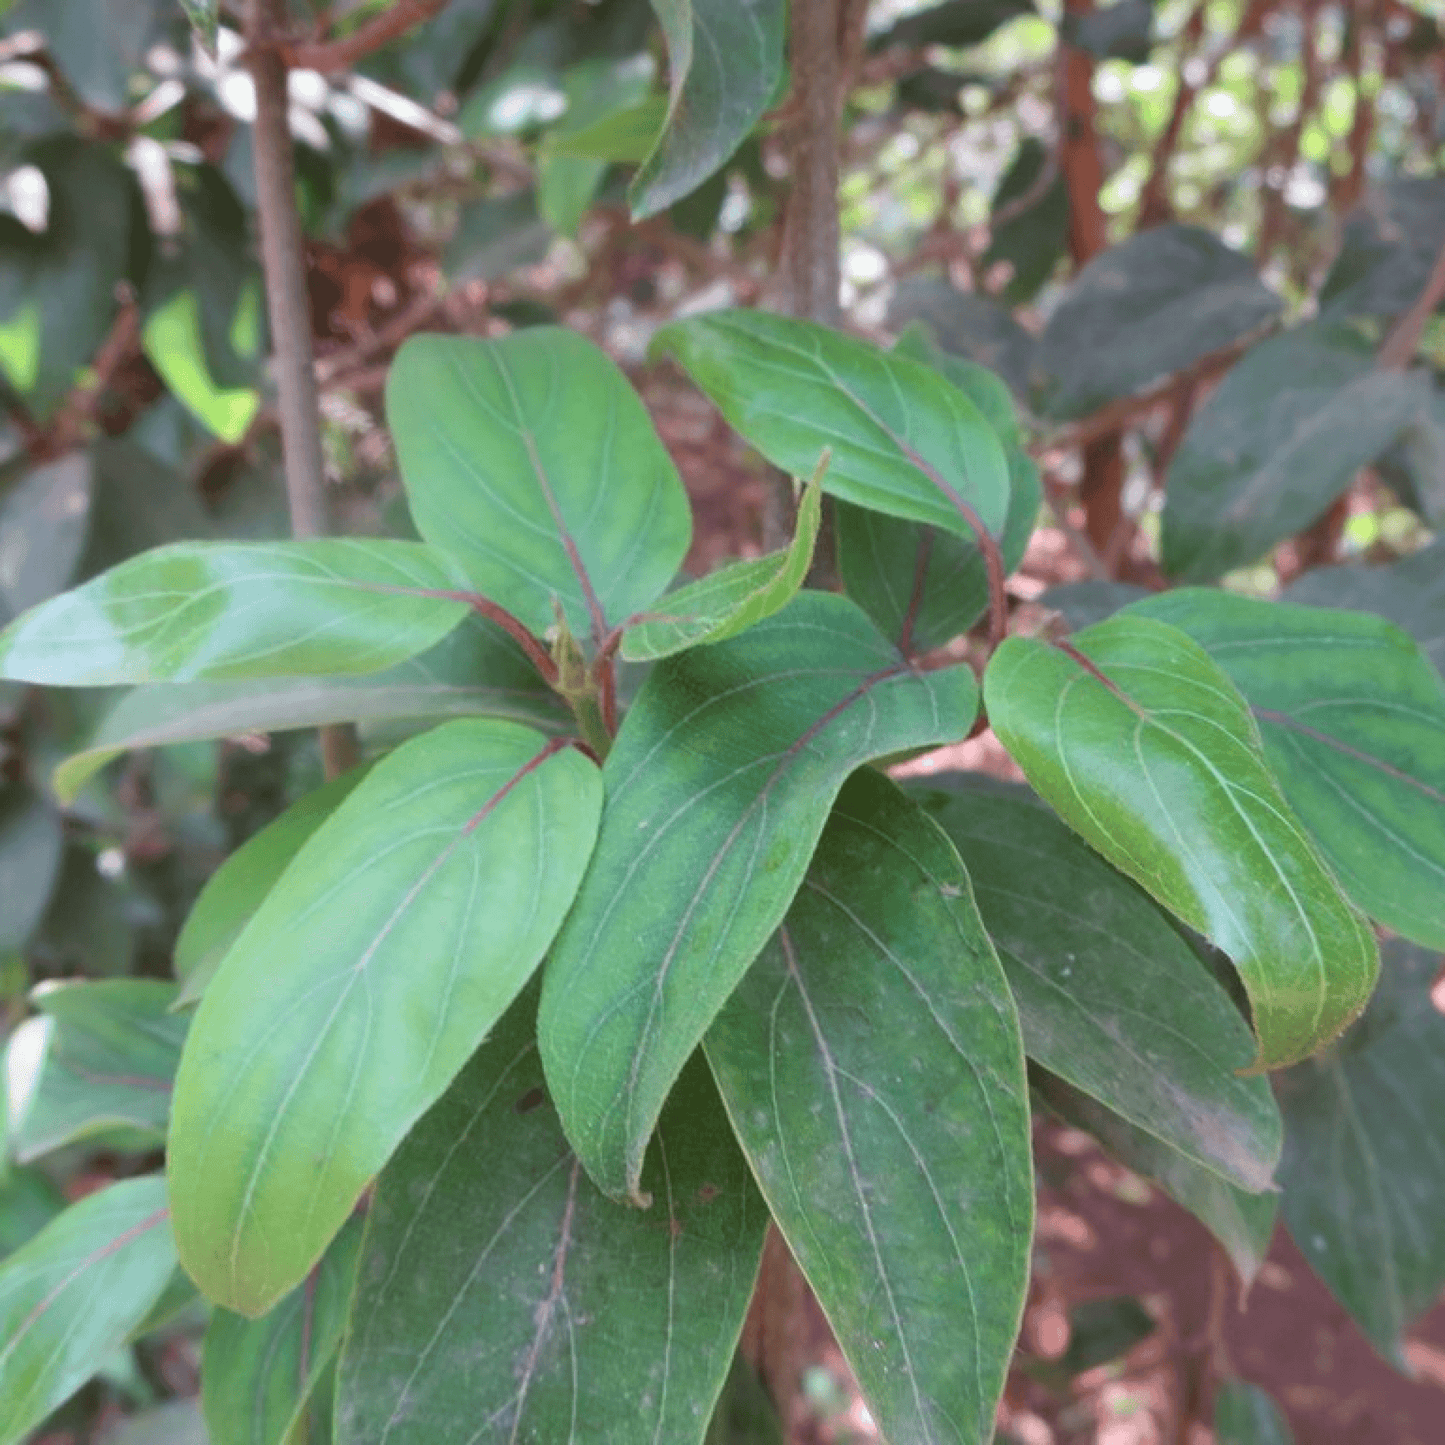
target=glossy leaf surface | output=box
[169,720,602,1316]
[336,985,766,1445]
[0,1177,175,1444]
[653,310,1010,540]
[706,772,1032,1444]
[540,592,979,1202]
[984,616,1379,1070]
[1275,941,1445,1365]
[631,0,786,218]
[5,979,186,1161]
[173,768,372,1005]
[203,1216,363,1445]
[1214,1380,1295,1444]
[1128,590,1445,949]
[387,330,690,641]
[620,466,821,661]
[919,781,1281,1189]
[0,540,470,686]
[52,611,570,803]
[1033,1072,1277,1284]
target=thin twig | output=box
[284,0,450,73]
[1378,233,1445,370]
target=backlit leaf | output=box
[654,310,1011,541]
[705,772,1032,1444]
[335,984,766,1445]
[540,592,979,1203]
[168,720,602,1315]
[0,540,471,686]
[1128,590,1445,949]
[983,616,1379,1070]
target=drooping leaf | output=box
[983,616,1379,1070]
[5,979,186,1162]
[169,720,602,1316]
[0,784,63,954]
[387,330,691,643]
[1214,1380,1295,1444]
[1031,1071,1277,1283]
[1127,590,1445,949]
[981,137,1069,305]
[203,1216,363,1445]
[1275,940,1445,1366]
[868,0,1035,49]
[1283,542,1445,678]
[540,592,979,1203]
[51,610,571,803]
[173,768,373,1006]
[620,463,822,661]
[918,780,1282,1190]
[1320,177,1445,323]
[1161,322,1428,581]
[0,539,471,686]
[0,451,93,623]
[335,984,767,1445]
[630,0,786,218]
[0,1176,175,1444]
[1032,225,1281,423]
[654,310,1011,541]
[705,771,1032,1445]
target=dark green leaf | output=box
[1040,580,1151,631]
[1320,177,1445,323]
[1283,542,1445,677]
[1214,1380,1294,1444]
[51,611,571,803]
[706,1356,783,1445]
[654,309,1011,541]
[1033,225,1281,423]
[631,0,786,218]
[0,539,471,686]
[1033,1071,1277,1283]
[388,330,691,642]
[1036,1297,1155,1382]
[0,784,63,953]
[868,0,1035,50]
[1127,590,1445,949]
[335,984,766,1445]
[178,0,219,55]
[620,464,822,661]
[983,616,1379,1070]
[5,979,185,1161]
[5,0,161,112]
[0,1176,175,1443]
[169,720,602,1315]
[203,1216,363,1445]
[705,771,1032,1444]
[981,138,1069,305]
[1161,323,1427,581]
[1062,0,1154,60]
[1276,940,1445,1365]
[27,843,135,977]
[444,191,551,284]
[919,780,1282,1189]
[0,1168,64,1260]
[889,279,1036,396]
[79,438,213,575]
[174,768,373,1006]
[0,451,92,622]
[540,592,979,1203]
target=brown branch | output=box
[283,0,450,74]
[1331,1,1379,214]
[1379,234,1445,370]
[249,0,356,778]
[1256,3,1323,268]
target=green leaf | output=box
[444,191,552,284]
[980,137,1069,305]
[540,592,979,1204]
[550,94,668,163]
[168,720,602,1316]
[891,321,1021,445]
[890,279,1036,398]
[1032,225,1282,423]
[868,0,1035,49]
[203,1216,363,1445]
[1032,1071,1277,1284]
[983,616,1379,1070]
[1063,0,1154,60]
[1276,940,1445,1365]
[0,1168,65,1261]
[178,0,219,56]
[5,979,186,1162]
[0,451,93,623]
[705,771,1032,1444]
[835,448,1039,652]
[1283,542,1445,678]
[387,330,691,642]
[0,1176,175,1443]
[631,0,786,218]
[1127,590,1445,949]
[51,611,571,803]
[1026,1297,1155,1388]
[334,983,766,1445]
[654,310,1011,541]
[1161,323,1428,581]
[142,289,259,444]
[620,462,823,661]
[918,780,1282,1190]
[0,539,471,686]
[173,768,373,1006]
[1320,176,1445,322]
[1214,1380,1294,1444]
[0,784,63,953]
[1041,580,1151,631]
[706,1356,783,1445]
[4,0,161,112]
